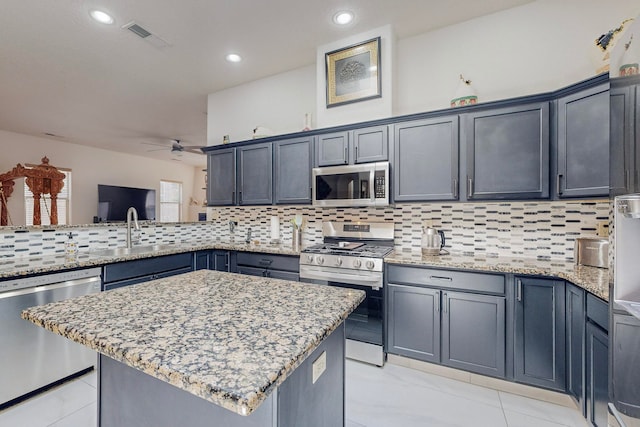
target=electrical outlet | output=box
[596,221,609,237]
[312,351,326,384]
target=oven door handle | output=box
[299,269,382,289]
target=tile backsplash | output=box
[0,200,609,261]
[209,199,610,260]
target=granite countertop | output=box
[385,250,610,301]
[0,240,301,279]
[21,270,364,416]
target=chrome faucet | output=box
[126,207,140,248]
[229,220,237,233]
[245,227,252,243]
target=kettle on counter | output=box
[421,225,446,256]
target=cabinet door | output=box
[387,284,440,363]
[514,277,565,391]
[274,137,312,204]
[207,148,236,206]
[442,291,505,378]
[610,84,634,196]
[211,250,230,272]
[586,321,608,427]
[565,284,585,409]
[238,142,273,205]
[464,102,549,199]
[316,131,349,166]
[352,125,388,164]
[194,251,210,270]
[611,312,640,418]
[393,117,459,201]
[557,84,610,198]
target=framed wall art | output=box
[325,37,381,108]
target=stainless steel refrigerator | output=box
[610,194,640,427]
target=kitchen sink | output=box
[91,244,178,257]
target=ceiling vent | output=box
[122,21,171,49]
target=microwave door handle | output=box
[370,169,375,202]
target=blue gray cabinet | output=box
[610,80,636,196]
[462,102,550,200]
[207,148,236,206]
[556,83,610,198]
[352,125,388,164]
[238,142,273,205]
[514,276,565,391]
[441,291,505,377]
[566,283,585,409]
[194,250,231,272]
[316,131,349,166]
[235,252,299,281]
[387,283,441,363]
[585,294,608,427]
[393,117,459,201]
[102,253,194,291]
[274,137,312,204]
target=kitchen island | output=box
[21,270,364,426]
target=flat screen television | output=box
[97,184,156,222]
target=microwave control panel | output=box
[374,172,385,198]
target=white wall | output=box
[0,129,198,225]
[207,65,316,146]
[206,0,639,138]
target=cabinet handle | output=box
[344,147,348,164]
[232,192,235,204]
[259,259,273,267]
[430,275,452,282]
[443,292,448,313]
[452,178,458,199]
[516,279,523,302]
[467,178,473,198]
[435,290,440,313]
[556,174,563,195]
[625,170,631,190]
[225,253,230,271]
[355,145,358,161]
[239,191,242,204]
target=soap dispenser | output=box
[65,232,78,257]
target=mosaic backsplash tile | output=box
[0,200,610,261]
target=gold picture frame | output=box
[325,37,381,108]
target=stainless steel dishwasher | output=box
[0,267,101,407]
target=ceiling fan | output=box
[143,139,205,156]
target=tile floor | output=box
[0,361,588,427]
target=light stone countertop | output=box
[0,240,301,279]
[21,269,364,416]
[384,250,610,301]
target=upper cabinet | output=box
[462,102,550,200]
[274,137,313,204]
[315,125,388,167]
[207,148,236,206]
[556,83,610,198]
[238,142,273,205]
[393,116,459,202]
[610,76,640,196]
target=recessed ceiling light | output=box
[333,11,354,25]
[89,9,114,25]
[225,53,242,63]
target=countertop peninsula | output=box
[22,270,364,416]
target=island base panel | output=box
[97,323,346,427]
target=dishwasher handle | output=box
[0,275,101,300]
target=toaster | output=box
[574,237,609,268]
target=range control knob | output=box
[353,259,362,268]
[365,260,375,270]
[306,255,314,264]
[317,256,325,265]
[335,257,343,266]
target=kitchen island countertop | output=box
[21,270,364,416]
[385,250,610,301]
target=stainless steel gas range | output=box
[299,221,394,366]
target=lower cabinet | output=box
[194,250,232,272]
[235,252,299,281]
[102,253,194,291]
[565,284,585,408]
[386,266,506,378]
[585,321,608,427]
[387,284,440,363]
[442,291,505,377]
[514,277,566,391]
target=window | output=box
[24,168,72,226]
[160,180,182,222]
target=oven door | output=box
[299,266,385,365]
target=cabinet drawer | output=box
[586,293,609,332]
[386,265,504,294]
[236,252,299,272]
[103,253,193,284]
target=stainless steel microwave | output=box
[312,162,389,207]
